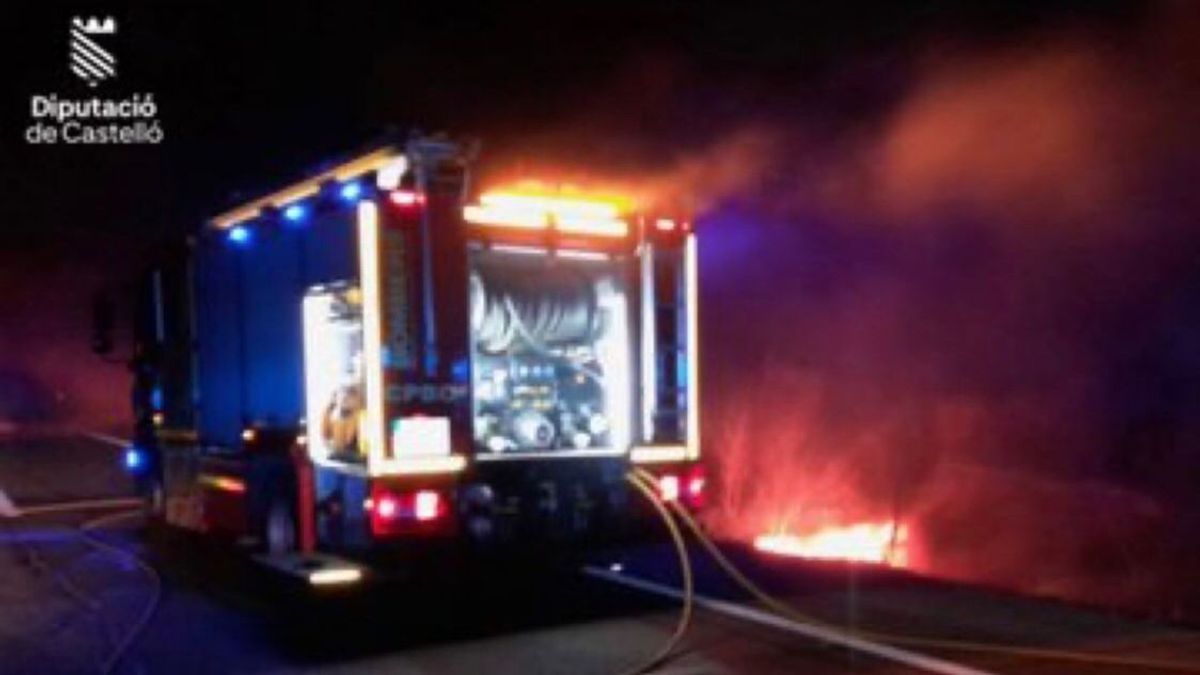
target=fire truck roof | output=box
[209,146,403,230]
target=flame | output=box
[754,521,909,566]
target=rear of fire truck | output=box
[126,137,702,584]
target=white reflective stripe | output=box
[358,202,388,471]
[371,454,466,476]
[309,568,363,585]
[640,243,657,443]
[81,431,129,448]
[630,445,688,464]
[684,233,700,460]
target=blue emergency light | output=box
[283,204,308,222]
[227,225,252,245]
[339,181,363,202]
[123,447,145,472]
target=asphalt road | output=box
[2,432,1199,675]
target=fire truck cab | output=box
[127,137,702,584]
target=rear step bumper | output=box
[252,552,366,586]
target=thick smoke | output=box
[496,7,1200,615]
[0,244,131,435]
[692,9,1200,616]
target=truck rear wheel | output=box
[265,496,297,555]
[143,477,165,520]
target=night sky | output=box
[3,1,1197,613]
[2,2,1140,243]
[1,1,1140,423]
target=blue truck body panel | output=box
[193,211,358,447]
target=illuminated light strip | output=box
[197,473,246,494]
[302,293,332,464]
[556,249,610,261]
[640,243,656,442]
[464,205,630,237]
[555,215,629,237]
[476,447,626,461]
[630,445,688,464]
[211,147,400,229]
[463,205,546,230]
[308,567,363,586]
[358,202,388,472]
[492,244,550,256]
[479,193,623,218]
[371,454,467,476]
[212,184,320,230]
[602,276,633,455]
[685,233,701,460]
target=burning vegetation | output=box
[694,5,1200,616]
[755,521,909,566]
[481,4,1200,616]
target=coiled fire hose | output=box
[628,467,1200,674]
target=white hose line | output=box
[80,509,162,675]
[584,566,997,675]
[79,431,130,449]
[0,430,141,519]
[9,497,143,518]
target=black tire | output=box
[264,494,297,555]
[143,477,166,521]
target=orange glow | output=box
[198,473,246,494]
[755,521,909,566]
[464,183,632,237]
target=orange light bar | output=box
[464,189,632,237]
[481,192,624,218]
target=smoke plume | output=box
[690,7,1200,616]
[498,5,1200,616]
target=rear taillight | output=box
[366,485,452,537]
[413,490,441,522]
[684,465,706,509]
[375,494,399,520]
[659,474,681,502]
[651,465,705,509]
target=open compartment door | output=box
[634,227,700,464]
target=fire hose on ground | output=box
[615,466,1200,674]
[617,473,695,675]
[6,503,161,675]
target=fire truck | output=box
[120,137,703,584]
